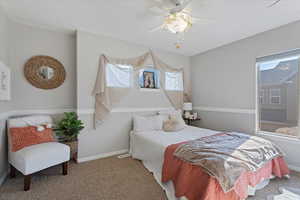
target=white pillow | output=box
[133,115,163,132]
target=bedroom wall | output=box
[0,19,77,184]
[0,5,10,185]
[7,20,77,110]
[0,6,8,65]
[76,30,191,161]
[0,5,9,112]
[191,20,300,170]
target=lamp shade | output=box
[183,102,192,111]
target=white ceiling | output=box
[1,0,300,56]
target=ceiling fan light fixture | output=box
[163,11,192,34]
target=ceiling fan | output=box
[147,0,204,34]
[147,0,282,33]
[149,0,193,15]
[146,0,282,48]
[146,0,211,48]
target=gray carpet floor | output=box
[0,156,299,200]
[248,170,300,200]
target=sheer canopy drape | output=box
[92,51,185,128]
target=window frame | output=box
[105,63,133,88]
[164,71,184,91]
[256,54,300,139]
[259,89,265,104]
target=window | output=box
[269,88,281,104]
[106,63,132,88]
[165,72,183,91]
[257,52,299,138]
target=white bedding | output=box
[130,126,270,200]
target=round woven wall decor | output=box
[24,55,66,89]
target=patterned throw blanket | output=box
[173,132,283,193]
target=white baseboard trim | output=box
[0,171,8,187]
[288,164,300,172]
[193,106,255,114]
[77,149,128,163]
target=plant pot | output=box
[62,140,78,162]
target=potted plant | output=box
[55,112,84,161]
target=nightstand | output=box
[184,118,201,126]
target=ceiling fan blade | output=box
[191,17,214,24]
[136,0,167,20]
[146,0,168,10]
[136,11,159,20]
[149,25,164,32]
[268,0,281,7]
[148,6,167,16]
[169,0,192,14]
[182,8,192,14]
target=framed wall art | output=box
[0,61,11,101]
[24,55,66,89]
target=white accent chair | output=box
[7,115,70,191]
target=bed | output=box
[130,125,289,200]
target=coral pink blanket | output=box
[162,141,290,200]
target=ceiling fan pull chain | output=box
[175,32,185,49]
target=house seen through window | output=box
[257,53,299,137]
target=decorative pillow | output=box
[169,111,184,122]
[163,112,186,132]
[158,110,182,121]
[133,115,163,132]
[45,123,52,128]
[36,123,53,132]
[10,126,55,152]
[163,119,185,132]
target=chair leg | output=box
[10,165,16,178]
[24,175,31,191]
[62,161,68,175]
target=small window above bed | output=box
[165,72,183,91]
[106,63,133,88]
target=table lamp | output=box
[183,102,192,118]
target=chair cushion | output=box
[10,126,55,152]
[9,142,70,175]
